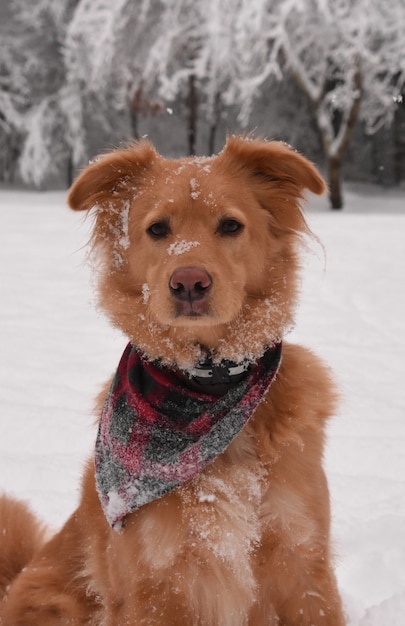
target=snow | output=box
[198,492,217,503]
[0,186,404,624]
[167,239,200,255]
[293,187,405,625]
[190,177,201,199]
[142,283,150,304]
[117,198,130,250]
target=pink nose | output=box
[169,267,212,302]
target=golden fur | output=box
[0,137,345,625]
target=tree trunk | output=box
[208,118,217,156]
[327,156,343,209]
[3,131,21,183]
[67,151,74,187]
[187,74,198,155]
[290,56,362,210]
[130,107,139,140]
[326,64,362,209]
[207,91,221,155]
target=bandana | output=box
[95,342,282,530]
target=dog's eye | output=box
[217,219,244,236]
[147,220,171,239]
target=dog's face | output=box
[68,137,325,368]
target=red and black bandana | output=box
[95,342,282,530]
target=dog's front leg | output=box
[250,464,345,625]
[253,543,345,625]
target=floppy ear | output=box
[218,136,326,235]
[67,140,158,212]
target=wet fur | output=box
[0,137,345,625]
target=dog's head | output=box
[68,137,325,368]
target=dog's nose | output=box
[169,267,212,302]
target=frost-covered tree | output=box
[141,0,208,154]
[0,3,28,182]
[0,41,25,181]
[63,0,244,158]
[3,0,404,191]
[63,0,159,169]
[231,0,405,208]
[19,96,70,188]
[5,0,79,187]
[142,0,247,154]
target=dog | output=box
[0,137,345,625]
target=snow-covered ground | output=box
[0,186,404,624]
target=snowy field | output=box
[0,186,404,624]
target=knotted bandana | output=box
[95,342,282,530]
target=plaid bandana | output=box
[95,342,282,530]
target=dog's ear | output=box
[219,136,326,235]
[221,136,325,195]
[67,140,158,212]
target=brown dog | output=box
[0,137,345,625]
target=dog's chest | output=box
[137,427,266,580]
[186,459,265,568]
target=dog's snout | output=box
[169,267,212,302]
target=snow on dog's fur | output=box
[0,137,345,625]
